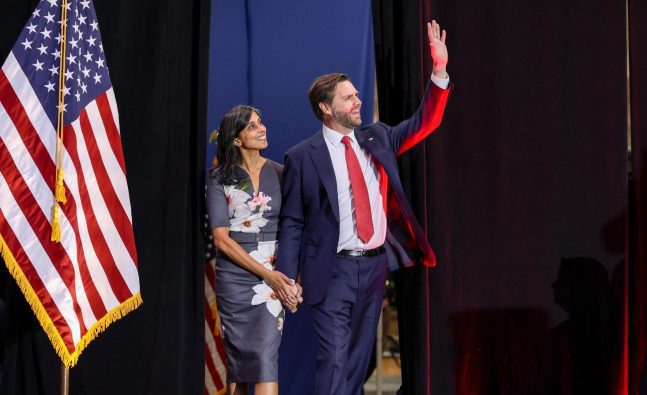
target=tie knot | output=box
[341,136,351,146]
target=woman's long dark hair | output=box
[214,105,260,185]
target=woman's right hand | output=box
[263,270,297,307]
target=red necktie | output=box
[341,136,374,243]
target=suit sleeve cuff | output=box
[430,73,450,90]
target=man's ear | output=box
[319,102,332,117]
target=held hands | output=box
[428,20,448,79]
[264,270,297,304]
[283,283,303,313]
[263,270,303,313]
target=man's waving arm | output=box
[390,20,453,156]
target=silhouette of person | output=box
[548,257,613,394]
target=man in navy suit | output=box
[275,20,452,395]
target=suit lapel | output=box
[355,128,379,160]
[308,132,340,223]
[356,128,409,220]
[356,128,399,188]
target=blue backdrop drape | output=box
[207,0,375,167]
[207,1,375,393]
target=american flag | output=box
[204,212,227,395]
[0,0,141,367]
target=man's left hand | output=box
[428,20,448,79]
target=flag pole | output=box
[56,0,70,390]
[51,0,69,242]
[60,363,70,395]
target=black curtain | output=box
[373,0,628,394]
[0,0,210,393]
[629,0,647,393]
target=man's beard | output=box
[331,106,361,130]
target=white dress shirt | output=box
[323,75,450,252]
[323,127,387,252]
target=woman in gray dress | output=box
[206,105,300,395]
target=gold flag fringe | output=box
[0,233,142,368]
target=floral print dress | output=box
[206,159,284,383]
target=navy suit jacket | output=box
[276,81,453,305]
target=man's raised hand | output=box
[428,20,448,78]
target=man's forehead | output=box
[334,80,358,96]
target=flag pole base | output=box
[60,362,69,395]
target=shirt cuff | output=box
[430,73,450,89]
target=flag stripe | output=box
[0,170,81,348]
[63,121,134,303]
[0,208,75,349]
[0,69,112,325]
[204,311,225,369]
[1,53,57,156]
[95,94,126,174]
[0,153,84,339]
[205,297,227,364]
[205,342,225,390]
[0,101,106,328]
[70,116,139,294]
[43,155,109,322]
[205,315,227,377]
[0,0,141,367]
[205,297,216,326]
[204,315,221,393]
[0,115,88,345]
[90,96,132,222]
[1,66,118,326]
[204,252,226,393]
[204,300,227,389]
[57,124,122,313]
[0,35,129,307]
[204,263,226,364]
[205,258,215,289]
[79,105,137,263]
[105,88,120,134]
[0,70,56,172]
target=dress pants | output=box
[311,252,388,395]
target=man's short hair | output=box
[308,73,351,121]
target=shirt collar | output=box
[322,124,356,147]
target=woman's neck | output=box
[239,150,264,173]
